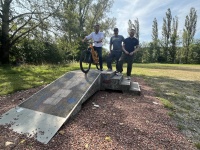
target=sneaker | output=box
[107,68,112,71]
[127,76,131,80]
[116,72,122,76]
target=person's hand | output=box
[82,39,85,43]
[129,51,134,56]
[124,50,129,55]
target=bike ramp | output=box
[0,70,101,144]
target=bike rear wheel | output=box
[80,50,92,73]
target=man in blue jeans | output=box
[107,28,124,72]
[82,24,104,71]
[117,29,139,80]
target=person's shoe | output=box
[98,68,103,71]
[116,72,122,76]
[107,68,112,71]
[127,76,131,80]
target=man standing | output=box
[117,29,139,80]
[82,24,104,71]
[107,28,124,72]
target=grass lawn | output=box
[0,63,200,148]
[132,63,200,148]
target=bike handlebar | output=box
[82,40,102,44]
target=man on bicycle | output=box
[82,24,104,71]
[107,28,124,72]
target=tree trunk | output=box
[0,0,11,64]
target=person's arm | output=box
[97,32,104,43]
[82,37,87,42]
[134,45,139,53]
[109,37,112,53]
[82,33,92,42]
[129,45,139,55]
[130,39,139,55]
[122,43,129,55]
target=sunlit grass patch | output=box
[158,97,174,110]
[0,63,80,95]
[195,142,200,149]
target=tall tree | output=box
[128,18,139,40]
[0,0,59,64]
[152,18,160,61]
[182,7,197,63]
[169,16,178,63]
[161,8,172,62]
[55,0,116,57]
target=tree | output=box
[0,0,59,64]
[128,18,139,40]
[55,0,116,61]
[152,18,160,61]
[189,39,200,64]
[182,7,197,64]
[161,8,172,62]
[169,16,178,63]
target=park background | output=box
[0,0,200,149]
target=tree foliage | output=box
[151,18,160,62]
[128,18,139,40]
[182,7,197,63]
[0,0,116,64]
[0,0,60,64]
[161,8,172,62]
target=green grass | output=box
[0,63,80,95]
[129,63,200,148]
[1,62,200,148]
[195,143,200,149]
[158,97,174,110]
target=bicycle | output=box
[80,41,99,73]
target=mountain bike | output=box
[80,42,99,73]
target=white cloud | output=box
[106,0,200,48]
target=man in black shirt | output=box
[117,29,139,80]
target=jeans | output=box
[106,50,122,71]
[118,53,134,76]
[94,46,103,69]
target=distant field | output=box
[0,63,200,147]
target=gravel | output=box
[0,77,196,150]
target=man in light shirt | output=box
[82,24,104,71]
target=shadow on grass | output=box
[136,74,200,144]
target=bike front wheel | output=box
[80,50,92,73]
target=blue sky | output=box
[105,0,200,48]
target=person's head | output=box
[129,29,135,37]
[94,24,100,33]
[114,28,119,36]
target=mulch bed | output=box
[0,77,196,150]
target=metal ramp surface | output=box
[0,70,101,144]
